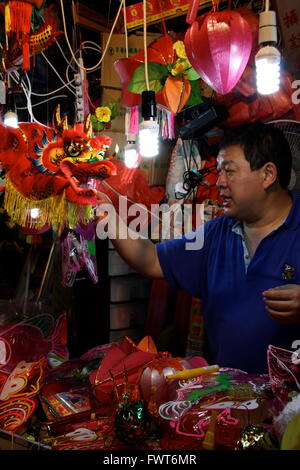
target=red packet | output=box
[40,387,92,420]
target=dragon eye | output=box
[65,142,84,157]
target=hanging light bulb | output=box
[4,110,18,128]
[139,90,159,158]
[124,134,139,168]
[29,208,40,219]
[255,6,281,95]
[4,90,18,128]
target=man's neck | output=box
[242,191,292,256]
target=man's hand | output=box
[95,190,113,206]
[263,284,300,324]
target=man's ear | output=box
[262,162,277,189]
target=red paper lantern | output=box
[184,10,252,95]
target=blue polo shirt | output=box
[156,192,300,373]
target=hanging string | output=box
[123,0,129,58]
[157,0,168,37]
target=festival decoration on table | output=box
[0,397,38,432]
[184,4,252,95]
[158,367,273,449]
[115,398,152,447]
[273,393,300,443]
[0,357,46,400]
[267,344,300,394]
[235,425,279,450]
[40,387,93,420]
[139,355,208,407]
[0,106,116,231]
[90,336,157,403]
[280,410,300,450]
[0,313,68,373]
[45,416,120,450]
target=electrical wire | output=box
[59,0,124,73]
[143,0,150,90]
[10,70,53,128]
[25,71,76,96]
[16,94,68,109]
[123,0,129,58]
[41,51,76,95]
[55,39,77,72]
[100,179,161,222]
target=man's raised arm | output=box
[95,192,164,280]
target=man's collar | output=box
[282,191,300,230]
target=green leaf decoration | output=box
[90,114,105,131]
[128,62,169,94]
[107,102,118,119]
[184,66,200,81]
[185,80,203,107]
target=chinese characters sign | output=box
[274,0,300,78]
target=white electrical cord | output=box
[26,71,76,96]
[10,70,54,128]
[16,94,68,109]
[143,0,150,91]
[55,39,77,72]
[41,51,76,95]
[59,0,124,73]
[123,0,129,58]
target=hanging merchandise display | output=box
[1,1,60,71]
[0,106,116,232]
[184,1,252,95]
[115,35,203,113]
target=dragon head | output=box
[0,106,117,231]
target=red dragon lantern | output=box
[0,105,117,231]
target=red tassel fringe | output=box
[9,1,33,37]
[9,1,33,69]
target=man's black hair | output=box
[219,122,292,189]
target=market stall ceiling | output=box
[74,0,263,33]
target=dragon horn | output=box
[53,105,69,133]
[62,115,69,131]
[84,114,93,138]
[53,104,62,130]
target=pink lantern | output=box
[184,10,252,95]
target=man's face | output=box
[217,144,266,222]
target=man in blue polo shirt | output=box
[96,122,300,374]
